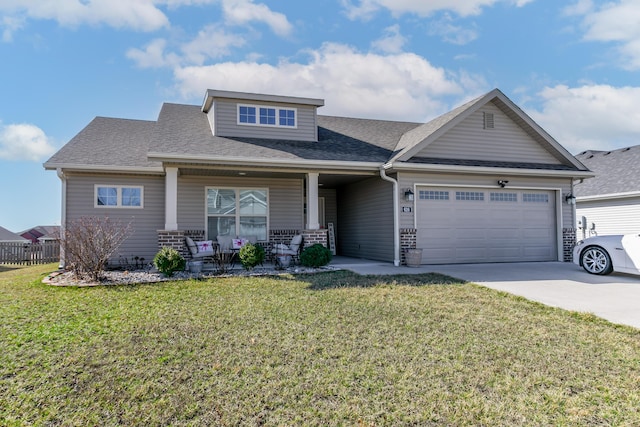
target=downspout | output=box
[380,166,401,266]
[57,168,67,269]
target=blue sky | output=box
[1,0,639,232]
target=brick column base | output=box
[563,228,576,262]
[400,228,417,266]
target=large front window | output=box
[206,188,268,241]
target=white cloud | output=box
[0,0,169,32]
[181,24,247,64]
[563,0,593,16]
[371,25,407,53]
[1,15,24,42]
[529,84,640,153]
[0,123,56,162]
[173,42,486,122]
[127,38,178,68]
[127,26,247,68]
[570,0,640,70]
[221,0,292,36]
[343,0,533,19]
[428,13,478,45]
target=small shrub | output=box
[153,247,186,277]
[238,243,265,270]
[300,244,332,268]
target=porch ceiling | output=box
[178,167,375,188]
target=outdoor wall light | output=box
[404,189,415,202]
[565,193,576,205]
[498,180,509,188]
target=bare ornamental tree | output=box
[59,216,132,281]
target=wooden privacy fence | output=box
[0,241,60,265]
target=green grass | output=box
[1,264,639,426]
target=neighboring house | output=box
[574,145,640,237]
[20,225,61,243]
[0,226,29,243]
[44,88,592,266]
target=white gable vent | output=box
[483,112,495,129]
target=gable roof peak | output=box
[388,88,589,172]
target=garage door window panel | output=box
[420,190,449,200]
[456,191,484,201]
[490,192,517,202]
[523,193,549,203]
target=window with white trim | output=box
[95,185,143,208]
[237,104,297,128]
[206,188,268,241]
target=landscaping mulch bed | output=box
[43,264,341,287]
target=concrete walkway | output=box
[330,257,640,329]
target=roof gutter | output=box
[379,166,400,267]
[576,191,640,202]
[43,163,165,175]
[384,161,595,179]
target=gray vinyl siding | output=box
[209,98,318,142]
[177,175,303,234]
[576,197,640,236]
[397,172,574,230]
[319,188,337,230]
[337,177,394,261]
[416,102,562,164]
[65,173,165,264]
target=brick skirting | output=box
[158,229,328,262]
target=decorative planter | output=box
[277,255,292,268]
[189,260,203,273]
[405,249,423,267]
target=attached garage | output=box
[415,186,558,264]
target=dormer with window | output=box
[201,89,325,142]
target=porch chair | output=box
[271,234,304,266]
[184,236,215,264]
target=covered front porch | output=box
[156,165,402,264]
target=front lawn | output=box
[1,264,639,425]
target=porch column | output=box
[165,167,178,230]
[306,172,320,230]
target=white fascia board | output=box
[147,152,381,171]
[43,163,165,175]
[385,161,595,178]
[577,191,640,202]
[202,89,324,112]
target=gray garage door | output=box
[416,187,557,264]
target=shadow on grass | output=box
[293,269,467,290]
[0,265,21,273]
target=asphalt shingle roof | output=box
[148,103,420,163]
[0,226,28,242]
[45,117,161,169]
[574,145,640,197]
[45,90,587,174]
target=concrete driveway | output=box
[331,258,640,329]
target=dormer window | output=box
[237,104,297,128]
